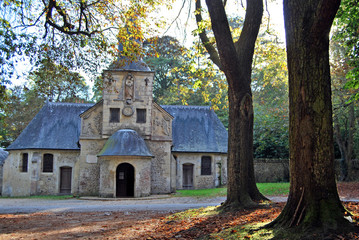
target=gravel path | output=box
[0,196,227,214]
[1,195,356,214]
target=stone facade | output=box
[2,150,78,196]
[174,153,227,190]
[2,60,229,197]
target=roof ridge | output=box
[161,105,211,109]
[47,102,94,107]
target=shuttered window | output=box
[110,108,120,123]
[43,154,53,173]
[201,156,212,175]
[136,109,146,123]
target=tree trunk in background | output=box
[205,0,267,208]
[268,0,354,234]
[334,103,355,181]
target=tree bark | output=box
[268,0,354,234]
[204,0,267,208]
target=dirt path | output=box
[0,182,358,239]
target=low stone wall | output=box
[254,158,359,183]
[0,164,3,195]
[254,159,289,183]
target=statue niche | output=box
[124,74,134,105]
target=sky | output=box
[162,0,285,47]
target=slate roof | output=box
[0,149,8,165]
[161,105,228,153]
[108,59,152,72]
[7,102,93,150]
[6,103,228,154]
[98,129,152,157]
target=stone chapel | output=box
[2,57,228,197]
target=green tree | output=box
[144,36,229,127]
[29,58,89,102]
[144,36,186,103]
[268,0,356,236]
[252,30,289,159]
[0,0,170,103]
[334,0,359,101]
[331,37,359,181]
[1,60,90,147]
[0,86,44,147]
[196,0,267,208]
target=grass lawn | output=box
[0,183,290,199]
[176,182,290,198]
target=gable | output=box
[162,105,228,153]
[7,102,93,150]
[80,100,103,138]
[151,103,173,141]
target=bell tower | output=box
[101,59,155,139]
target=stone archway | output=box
[116,163,135,197]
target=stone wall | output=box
[253,158,359,183]
[98,156,152,198]
[101,71,155,139]
[75,138,106,196]
[174,153,227,190]
[0,164,3,195]
[2,150,79,196]
[254,159,289,183]
[147,141,173,194]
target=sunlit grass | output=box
[208,223,275,240]
[166,206,220,221]
[176,182,290,198]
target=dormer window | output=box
[136,109,146,123]
[110,108,120,123]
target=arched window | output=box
[43,154,53,172]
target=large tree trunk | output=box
[268,0,354,234]
[205,0,267,208]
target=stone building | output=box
[2,59,228,197]
[0,149,9,195]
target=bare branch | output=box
[162,0,186,36]
[265,0,270,31]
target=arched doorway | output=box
[116,163,135,197]
[182,163,194,189]
[60,167,72,194]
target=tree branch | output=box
[43,0,101,37]
[195,0,222,70]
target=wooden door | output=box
[116,163,135,197]
[182,164,194,189]
[60,167,72,194]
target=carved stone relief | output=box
[83,122,96,136]
[153,114,171,136]
[94,112,103,134]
